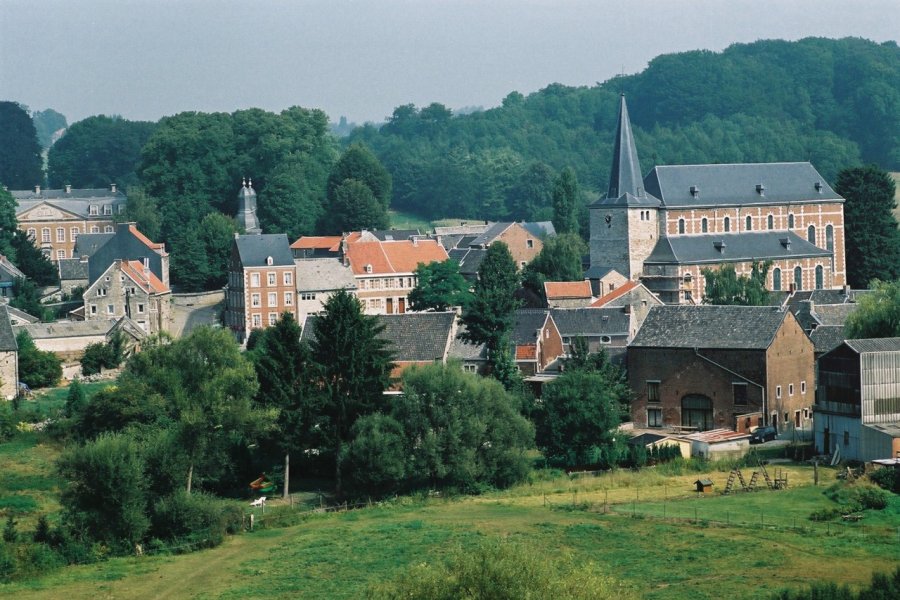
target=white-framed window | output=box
[97,287,107,297]
[776,385,782,399]
[41,228,51,243]
[71,226,79,240]
[300,292,316,301]
[745,215,752,231]
[90,304,97,315]
[56,227,65,242]
[463,364,477,374]
[89,204,98,215]
[107,304,114,314]
[788,383,794,396]
[137,303,145,314]
[56,249,67,260]
[284,292,293,306]
[267,272,276,286]
[104,226,114,233]
[600,335,611,344]
[250,273,260,287]
[91,226,100,233]
[251,293,261,308]
[27,228,36,239]
[266,256,274,266]
[723,216,730,232]
[103,204,112,215]
[526,239,534,249]
[251,313,262,327]
[701,217,708,233]
[365,264,373,274]
[647,408,662,428]
[268,313,278,326]
[801,381,807,394]
[283,271,293,286]
[678,218,685,234]
[267,292,277,307]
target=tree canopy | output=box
[408,260,473,312]
[845,279,900,338]
[702,262,771,306]
[0,101,43,190]
[460,242,521,363]
[552,167,579,235]
[31,108,67,150]
[835,165,900,288]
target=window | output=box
[701,218,708,233]
[723,216,730,232]
[825,224,834,252]
[784,412,789,424]
[734,383,749,405]
[773,268,782,291]
[646,381,660,403]
[267,272,276,286]
[788,383,794,396]
[678,218,685,234]
[56,227,65,242]
[647,408,663,428]
[251,293,261,308]
[91,226,100,233]
[71,227,79,240]
[767,214,774,230]
[252,314,262,328]
[788,213,795,229]
[284,292,293,306]
[807,225,816,245]
[56,249,66,260]
[104,226,114,233]
[463,364,477,374]
[794,266,803,291]
[90,304,97,315]
[27,228,36,239]
[250,273,260,287]
[89,204,98,215]
[815,265,824,290]
[266,256,274,266]
[600,335,611,343]
[107,304,114,314]
[97,287,107,297]
[365,264,373,274]
[267,292,277,307]
[520,261,527,268]
[41,228,51,243]
[801,381,807,395]
[137,303,145,314]
[745,215,752,231]
[283,271,293,286]
[103,204,112,215]
[776,385,782,399]
[268,313,278,326]
[300,292,316,301]
[526,239,534,249]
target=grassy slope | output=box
[3,464,897,600]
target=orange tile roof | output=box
[121,260,169,294]
[591,280,639,307]
[345,239,448,275]
[291,236,342,251]
[544,280,592,299]
[128,224,166,254]
[515,345,537,360]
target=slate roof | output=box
[0,305,18,351]
[812,303,858,327]
[13,188,127,218]
[0,256,25,281]
[584,265,619,279]
[628,432,672,447]
[433,224,490,236]
[15,320,118,339]
[470,222,513,247]
[57,258,90,281]
[510,309,550,345]
[449,248,487,276]
[4,305,39,325]
[235,234,294,267]
[550,307,630,337]
[630,305,789,350]
[544,281,592,300]
[787,289,854,309]
[523,221,556,238]
[643,162,842,208]
[808,325,846,355]
[844,338,900,354]
[368,229,422,241]
[301,311,455,362]
[73,233,115,257]
[448,323,488,361]
[643,231,831,265]
[294,258,357,292]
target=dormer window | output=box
[266,256,274,266]
[814,181,823,193]
[365,264,373,274]
[690,185,700,198]
[756,184,765,195]
[89,204,98,216]
[103,204,112,215]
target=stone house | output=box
[0,305,19,399]
[628,305,815,435]
[12,184,126,262]
[550,307,631,366]
[224,234,297,343]
[544,281,594,308]
[814,338,900,461]
[511,309,564,376]
[82,259,171,335]
[0,256,26,300]
[293,258,357,324]
[589,95,847,304]
[73,222,170,291]
[583,266,628,297]
[590,280,663,337]
[14,316,146,364]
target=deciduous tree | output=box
[327,143,392,209]
[328,179,389,233]
[702,262,771,306]
[0,101,43,190]
[845,279,900,338]
[408,260,473,311]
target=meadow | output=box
[1,451,897,600]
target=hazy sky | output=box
[2,1,898,125]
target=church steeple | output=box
[236,177,261,235]
[606,94,644,199]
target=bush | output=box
[869,467,900,493]
[150,491,242,549]
[0,403,15,441]
[80,333,125,376]
[852,486,888,510]
[16,330,62,389]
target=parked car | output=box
[749,426,777,444]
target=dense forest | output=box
[349,37,899,220]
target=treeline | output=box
[349,37,898,220]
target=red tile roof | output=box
[544,280,592,299]
[128,224,166,254]
[591,280,639,307]
[515,345,537,360]
[345,239,448,275]
[121,260,169,294]
[291,236,342,251]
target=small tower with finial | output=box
[236,177,261,235]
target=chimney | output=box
[143,257,150,273]
[34,184,41,194]
[110,183,117,193]
[64,184,72,194]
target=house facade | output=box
[469,222,543,270]
[224,234,297,342]
[815,338,900,461]
[589,95,846,304]
[0,305,19,399]
[511,309,564,376]
[0,256,26,300]
[294,258,357,324]
[544,281,594,308]
[628,305,815,434]
[82,259,171,335]
[12,184,126,261]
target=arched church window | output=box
[678,219,685,234]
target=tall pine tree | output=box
[551,167,579,235]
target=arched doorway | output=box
[682,394,714,431]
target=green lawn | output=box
[2,463,896,600]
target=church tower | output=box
[589,95,661,279]
[236,178,261,235]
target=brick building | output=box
[628,305,815,435]
[224,234,297,342]
[12,184,126,261]
[511,309,564,376]
[589,96,846,303]
[468,222,544,270]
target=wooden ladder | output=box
[748,471,760,491]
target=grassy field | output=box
[1,460,897,600]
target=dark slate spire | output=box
[236,178,261,235]
[606,94,644,199]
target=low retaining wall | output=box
[172,289,225,307]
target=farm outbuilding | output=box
[681,429,750,460]
[627,432,691,459]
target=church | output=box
[589,96,846,304]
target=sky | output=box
[2,0,898,126]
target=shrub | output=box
[0,403,15,441]
[869,467,900,493]
[852,486,888,510]
[150,491,242,549]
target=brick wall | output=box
[498,224,543,269]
